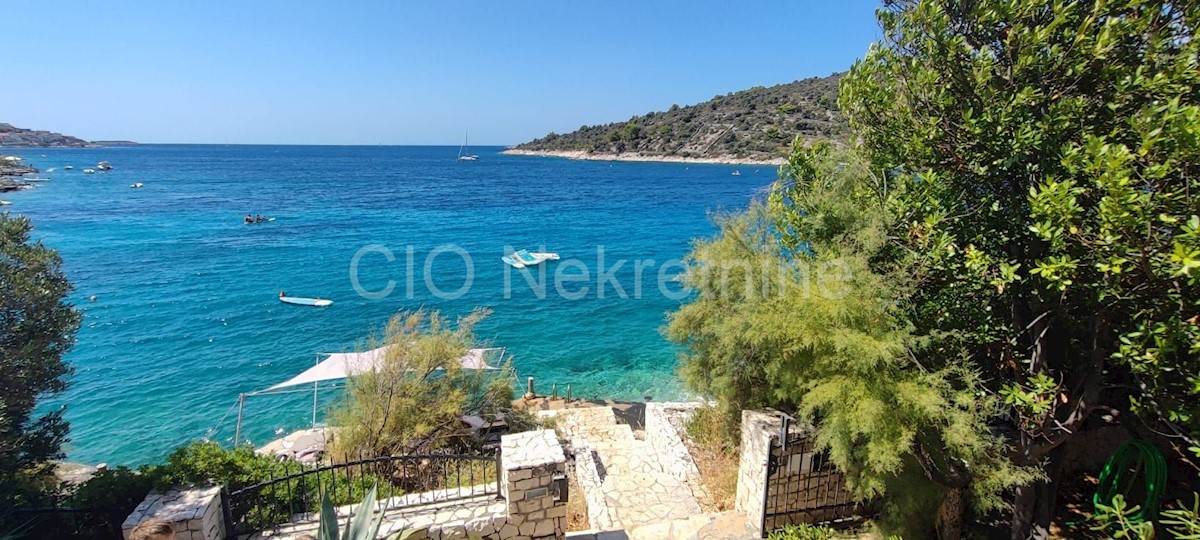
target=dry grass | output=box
[683,407,741,512]
[566,465,590,531]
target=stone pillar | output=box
[122,486,226,540]
[499,429,567,540]
[735,410,783,538]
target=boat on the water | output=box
[0,200,10,206]
[23,178,50,182]
[457,130,479,161]
[279,293,333,307]
[97,161,113,171]
[64,165,74,170]
[130,182,144,188]
[731,170,742,176]
[501,249,560,269]
[83,169,95,174]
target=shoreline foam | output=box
[501,148,785,166]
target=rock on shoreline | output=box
[1,157,37,192]
[501,148,785,166]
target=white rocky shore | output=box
[500,149,785,166]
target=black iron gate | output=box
[225,450,501,536]
[760,415,869,535]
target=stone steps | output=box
[541,405,705,533]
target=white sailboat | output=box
[458,130,479,161]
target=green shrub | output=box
[1094,493,1200,539]
[684,406,738,455]
[1163,493,1200,538]
[767,524,835,540]
[159,440,285,489]
[159,441,396,530]
[67,466,162,512]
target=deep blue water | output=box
[3,145,769,465]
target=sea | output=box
[3,145,770,466]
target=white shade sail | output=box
[264,345,501,392]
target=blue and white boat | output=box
[502,249,559,269]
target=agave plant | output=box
[316,483,413,540]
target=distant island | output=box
[506,73,846,165]
[0,123,136,147]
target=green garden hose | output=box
[1092,439,1168,523]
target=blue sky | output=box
[3,1,882,145]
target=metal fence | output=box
[761,416,871,534]
[225,449,502,535]
[8,506,128,540]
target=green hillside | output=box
[512,73,847,161]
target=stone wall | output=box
[499,429,568,540]
[644,402,708,504]
[734,410,781,537]
[644,402,699,484]
[121,486,224,540]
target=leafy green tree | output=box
[670,142,1033,538]
[329,309,515,457]
[0,214,81,506]
[840,0,1200,536]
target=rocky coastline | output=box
[0,122,136,147]
[0,157,37,193]
[501,148,785,166]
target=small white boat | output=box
[97,161,113,171]
[731,170,742,176]
[64,165,74,170]
[0,200,11,206]
[279,295,333,307]
[130,183,144,188]
[502,249,560,269]
[23,178,50,182]
[83,169,95,174]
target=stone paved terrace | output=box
[539,405,705,532]
[565,511,757,540]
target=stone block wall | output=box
[735,410,781,537]
[499,429,568,540]
[121,486,225,540]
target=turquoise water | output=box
[4,145,769,465]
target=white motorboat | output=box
[64,165,74,170]
[279,295,333,307]
[97,161,113,171]
[83,169,95,174]
[0,200,11,206]
[130,183,144,188]
[502,249,560,269]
